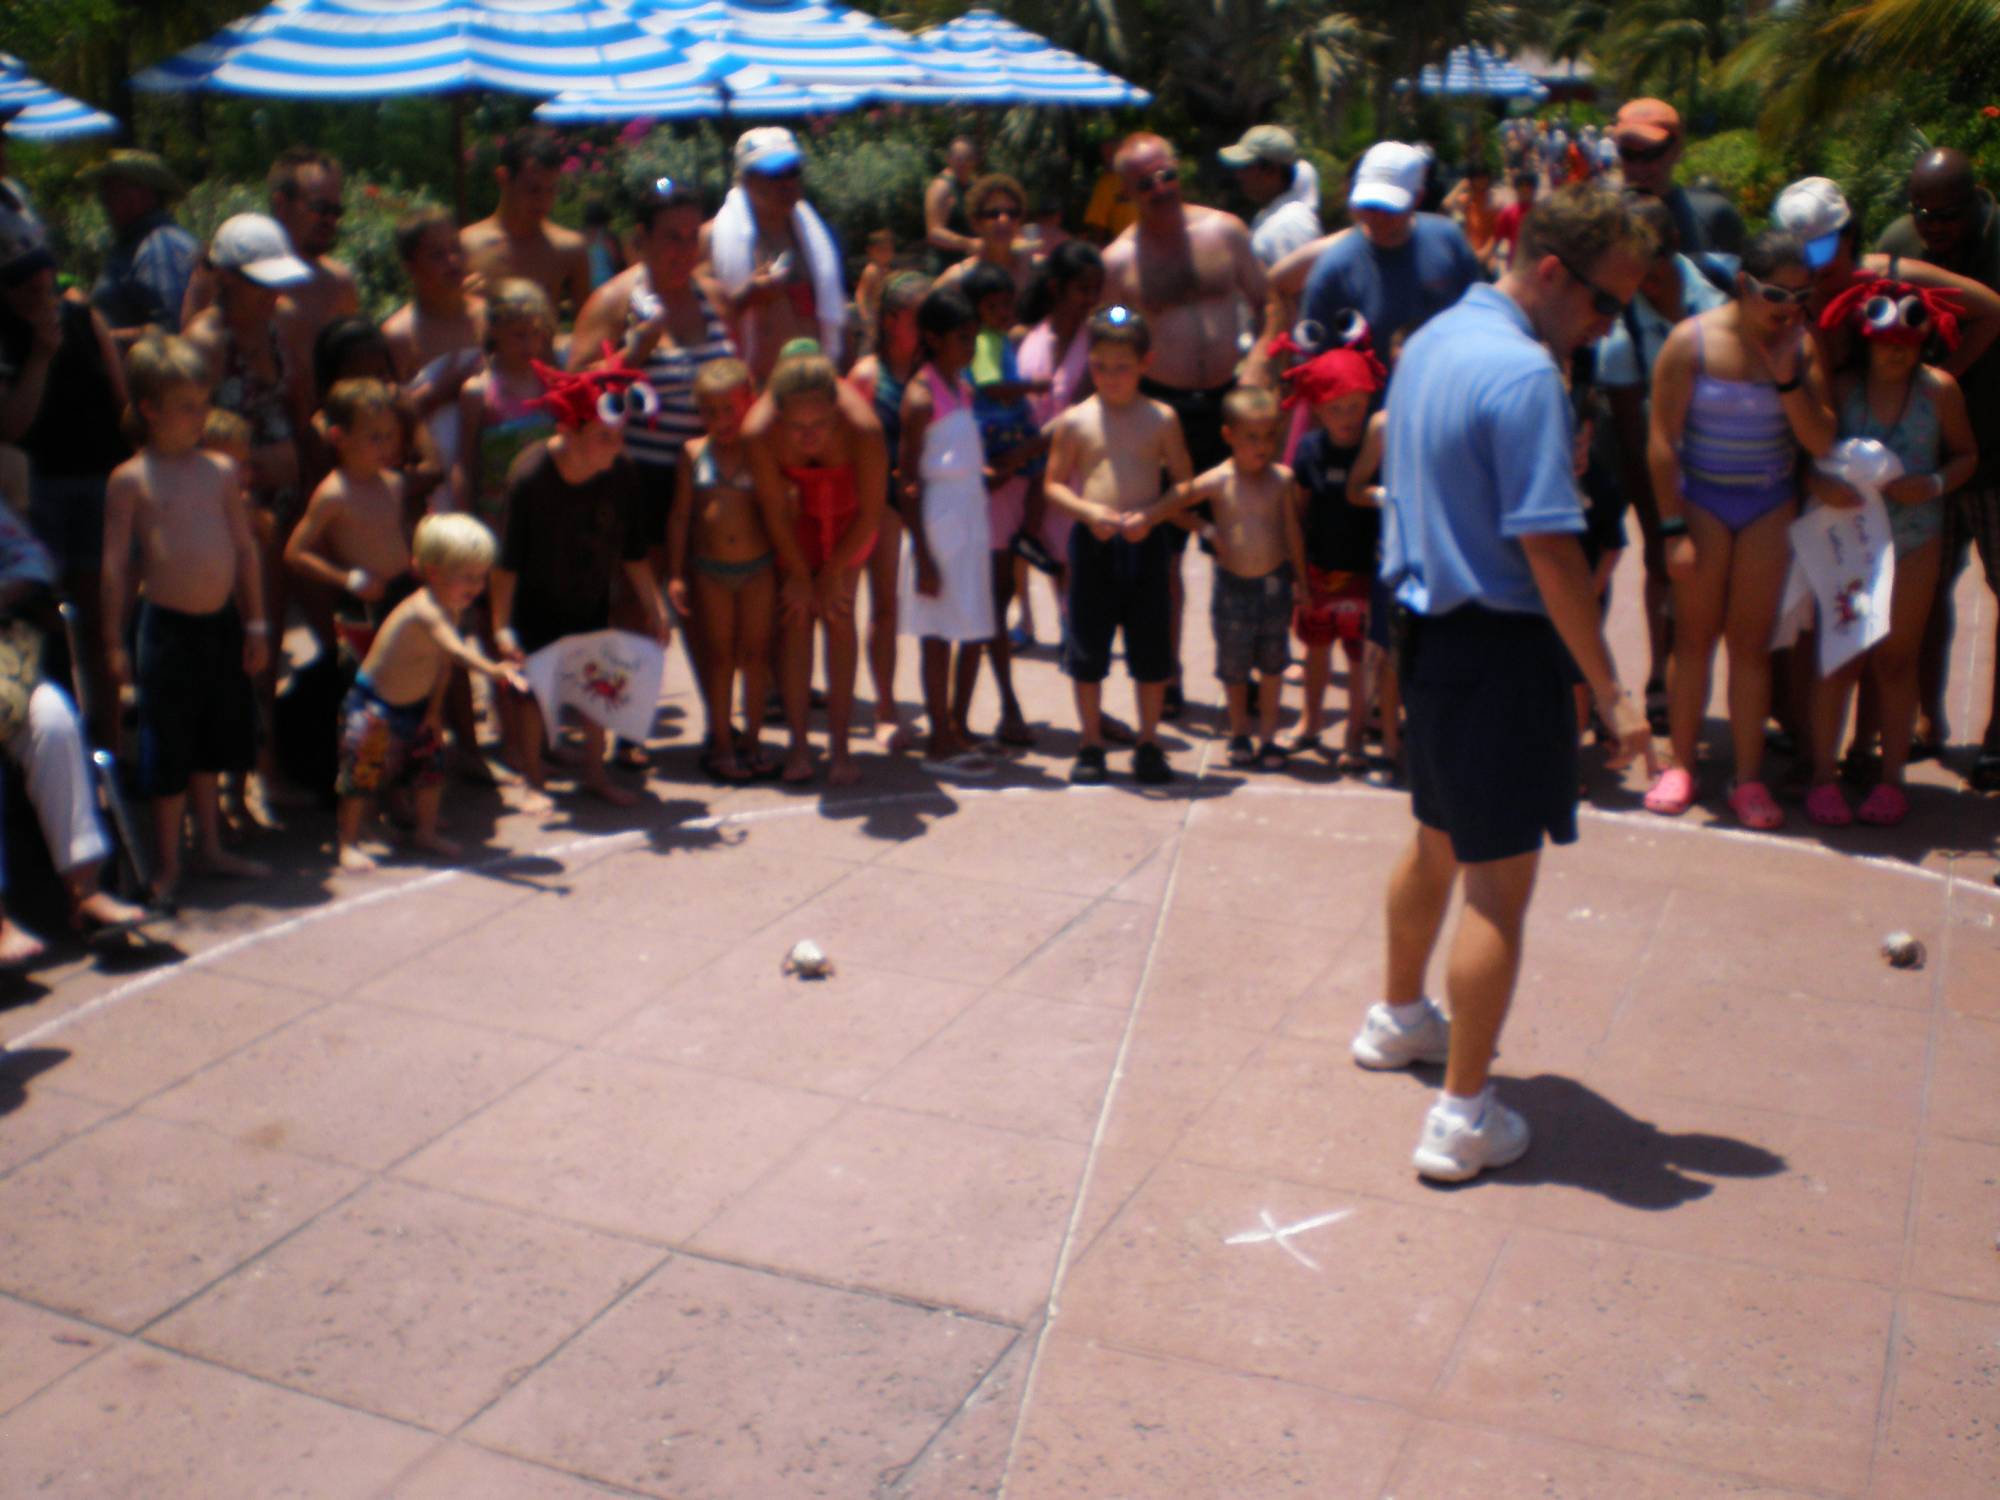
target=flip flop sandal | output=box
[1804,782,1853,827]
[1856,783,1909,826]
[1255,741,1289,771]
[1337,749,1370,774]
[1644,767,1697,816]
[1727,780,1785,831]
[1289,732,1324,757]
[699,752,753,784]
[1226,734,1256,767]
[922,750,996,780]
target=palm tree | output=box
[1591,0,1747,123]
[1724,0,2000,138]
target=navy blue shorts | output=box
[1401,605,1577,864]
[1064,525,1174,684]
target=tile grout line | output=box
[991,717,1223,1500]
[877,1326,1029,1498]
[1864,851,1959,1491]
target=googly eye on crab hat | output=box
[596,380,661,427]
[527,343,655,431]
[1818,276,1962,350]
[1289,308,1370,356]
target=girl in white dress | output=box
[898,288,996,778]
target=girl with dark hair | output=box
[1644,230,1838,827]
[1013,241,1104,642]
[898,289,995,778]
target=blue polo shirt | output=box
[1380,284,1583,617]
[1299,214,1481,353]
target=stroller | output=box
[51,601,151,901]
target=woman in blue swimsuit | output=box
[1804,278,1978,827]
[1644,231,1837,828]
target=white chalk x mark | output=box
[1224,1207,1353,1271]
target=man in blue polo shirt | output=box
[1349,184,1656,1183]
[1300,141,1480,355]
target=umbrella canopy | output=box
[1405,44,1549,102]
[629,0,1006,104]
[1,53,119,141]
[909,8,1149,107]
[132,0,707,98]
[534,53,866,120]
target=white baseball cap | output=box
[210,213,313,288]
[1349,142,1426,215]
[1772,177,1852,269]
[734,126,803,177]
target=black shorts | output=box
[135,601,259,798]
[1401,604,1577,864]
[1064,525,1175,684]
[633,458,675,550]
[1142,377,1233,554]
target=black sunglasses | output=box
[305,197,344,218]
[976,204,1022,221]
[1617,139,1675,166]
[1553,250,1627,318]
[1136,166,1179,190]
[1912,201,1970,224]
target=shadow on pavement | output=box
[0,1046,68,1117]
[1436,1073,1790,1209]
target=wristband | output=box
[347,567,371,595]
[1658,515,1689,539]
[245,621,270,636]
[1774,373,1803,394]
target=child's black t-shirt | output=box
[1293,426,1379,575]
[501,444,649,653]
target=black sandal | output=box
[1070,744,1109,785]
[1226,734,1256,767]
[1255,741,1288,771]
[1132,741,1174,785]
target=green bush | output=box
[1677,128,1788,228]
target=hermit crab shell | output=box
[783,939,834,978]
[1880,931,1926,970]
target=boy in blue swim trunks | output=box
[335,513,527,872]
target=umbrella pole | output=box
[451,93,467,225]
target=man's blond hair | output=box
[414,512,497,573]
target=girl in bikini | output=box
[743,352,889,785]
[1645,230,1837,829]
[1803,280,1977,826]
[668,359,775,783]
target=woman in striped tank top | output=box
[570,178,738,579]
[1644,231,1837,828]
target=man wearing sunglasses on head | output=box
[1875,150,2000,785]
[1610,98,1743,274]
[1099,131,1268,713]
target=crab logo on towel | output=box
[521,629,665,746]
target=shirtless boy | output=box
[285,378,415,632]
[335,514,526,872]
[667,359,775,781]
[460,129,592,323]
[102,335,271,904]
[382,209,485,489]
[1043,307,1194,785]
[1145,386,1306,768]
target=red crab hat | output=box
[1269,336,1388,410]
[528,345,662,430]
[1818,277,1962,351]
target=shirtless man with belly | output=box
[1100,133,1267,710]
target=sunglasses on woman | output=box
[1741,274,1813,307]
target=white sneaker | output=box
[1350,999,1451,1070]
[1412,1096,1531,1182]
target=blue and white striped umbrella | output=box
[1406,45,1549,102]
[132,0,712,99]
[535,53,866,120]
[1,53,119,141]
[909,8,1149,108]
[629,0,1008,105]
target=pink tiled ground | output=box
[1,549,1996,1497]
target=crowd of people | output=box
[0,105,1996,1093]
